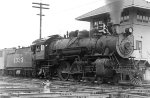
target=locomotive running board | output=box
[85,55,111,59]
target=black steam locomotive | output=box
[3,23,144,86]
[30,23,141,85]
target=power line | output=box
[32,2,49,39]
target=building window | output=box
[137,15,142,22]
[137,10,149,23]
[94,21,98,26]
[145,16,148,21]
[136,40,142,50]
[36,45,41,52]
[93,20,103,29]
[137,15,149,23]
[143,16,149,23]
[121,10,130,23]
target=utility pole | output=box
[32,2,49,39]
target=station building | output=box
[76,0,150,61]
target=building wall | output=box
[119,8,150,61]
[132,24,150,59]
[89,7,150,61]
[132,8,150,61]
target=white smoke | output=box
[105,0,123,24]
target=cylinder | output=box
[95,58,114,77]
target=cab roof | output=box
[32,35,62,45]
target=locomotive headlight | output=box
[125,27,133,34]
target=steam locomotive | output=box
[1,23,146,86]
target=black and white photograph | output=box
[0,0,150,98]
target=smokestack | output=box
[105,0,123,24]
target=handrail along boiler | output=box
[31,23,143,85]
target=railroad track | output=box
[0,76,150,98]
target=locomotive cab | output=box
[31,35,62,60]
[32,39,46,60]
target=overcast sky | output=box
[0,0,105,49]
[0,0,150,49]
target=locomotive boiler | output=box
[52,28,134,59]
[31,24,141,85]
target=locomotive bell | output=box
[114,24,120,34]
[110,24,120,34]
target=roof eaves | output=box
[76,6,109,21]
[76,0,150,21]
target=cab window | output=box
[36,45,45,52]
[41,45,45,51]
[36,45,41,52]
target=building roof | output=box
[76,0,150,21]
